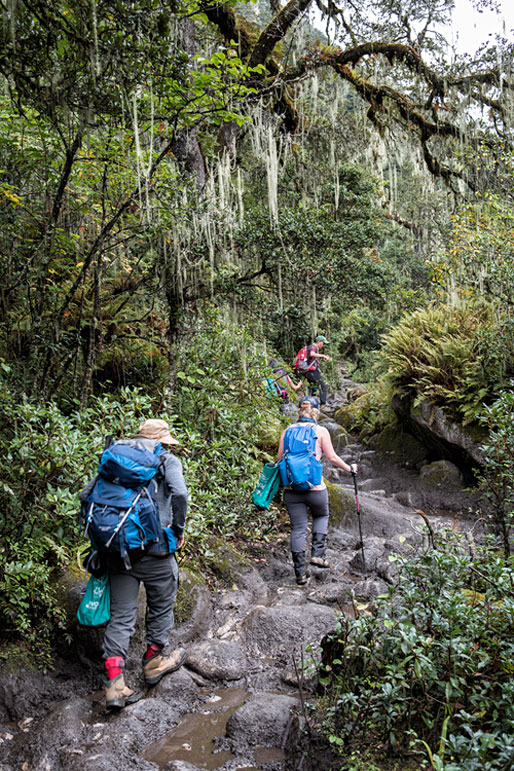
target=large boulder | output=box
[325,479,419,539]
[225,693,297,748]
[392,395,486,479]
[371,423,428,468]
[242,602,337,660]
[186,640,248,681]
[5,697,90,770]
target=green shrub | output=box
[319,534,514,770]
[379,300,514,424]
[480,385,514,556]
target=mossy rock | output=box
[347,386,368,402]
[457,421,487,445]
[418,460,463,490]
[326,423,350,453]
[201,535,250,586]
[255,415,283,454]
[325,479,358,527]
[372,423,428,467]
[175,567,207,623]
[334,393,370,432]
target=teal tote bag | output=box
[77,572,111,626]
[252,463,281,509]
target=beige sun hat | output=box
[136,419,178,445]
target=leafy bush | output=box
[171,306,285,546]
[479,385,514,556]
[379,300,514,424]
[318,534,514,770]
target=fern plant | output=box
[379,301,514,424]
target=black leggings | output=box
[283,488,330,552]
[304,369,327,405]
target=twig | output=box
[291,649,312,736]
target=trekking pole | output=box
[352,470,366,573]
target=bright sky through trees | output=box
[450,0,514,52]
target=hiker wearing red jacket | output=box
[294,335,332,406]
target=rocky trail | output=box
[0,392,482,771]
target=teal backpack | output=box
[262,375,288,400]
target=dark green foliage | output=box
[319,536,514,770]
[480,386,514,556]
[0,0,189,119]
[380,301,514,424]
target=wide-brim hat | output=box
[136,419,178,445]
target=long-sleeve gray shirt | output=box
[124,437,188,536]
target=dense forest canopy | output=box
[0,0,512,403]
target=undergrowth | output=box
[379,300,514,425]
[317,532,514,770]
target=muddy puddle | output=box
[144,686,287,770]
[143,687,244,769]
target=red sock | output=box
[105,656,124,679]
[144,643,163,660]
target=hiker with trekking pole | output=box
[276,396,358,585]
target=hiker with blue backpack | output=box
[276,397,357,585]
[80,418,188,710]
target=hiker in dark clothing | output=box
[303,335,331,406]
[276,397,357,585]
[102,419,188,710]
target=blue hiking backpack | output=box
[81,441,176,569]
[279,423,324,490]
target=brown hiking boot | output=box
[143,647,187,686]
[104,673,143,710]
[310,555,330,567]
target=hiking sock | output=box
[144,643,163,661]
[105,656,124,680]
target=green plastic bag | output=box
[252,463,281,509]
[77,572,111,626]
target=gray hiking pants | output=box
[102,554,179,660]
[283,488,330,553]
